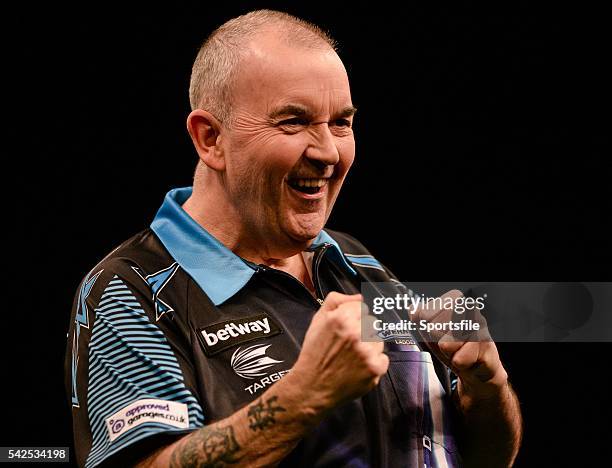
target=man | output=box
[65,10,522,467]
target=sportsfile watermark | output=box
[361,282,612,343]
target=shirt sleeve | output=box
[66,261,204,468]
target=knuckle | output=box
[448,289,464,299]
[345,328,361,345]
[366,355,387,377]
[327,311,345,328]
[339,301,361,314]
[326,291,342,301]
[363,358,378,376]
[372,340,384,354]
[451,354,469,370]
[438,339,460,356]
[354,342,370,360]
[379,353,390,373]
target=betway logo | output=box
[197,313,282,356]
[203,318,271,345]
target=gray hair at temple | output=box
[188,9,338,125]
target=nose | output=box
[303,122,340,167]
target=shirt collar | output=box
[151,187,356,305]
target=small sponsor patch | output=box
[105,398,189,442]
[197,313,282,356]
[377,329,417,344]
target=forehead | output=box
[232,34,352,115]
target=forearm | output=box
[138,372,324,467]
[454,380,522,467]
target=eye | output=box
[332,118,352,128]
[279,118,309,127]
[330,119,353,136]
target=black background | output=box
[5,1,610,466]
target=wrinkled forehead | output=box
[232,35,352,116]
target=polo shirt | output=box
[65,187,462,467]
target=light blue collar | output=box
[151,187,356,305]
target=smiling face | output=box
[219,32,356,251]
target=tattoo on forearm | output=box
[169,424,241,467]
[247,395,286,432]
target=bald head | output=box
[189,10,339,124]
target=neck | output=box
[182,180,316,293]
[262,253,315,294]
[182,180,307,265]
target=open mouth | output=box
[287,178,328,195]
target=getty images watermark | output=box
[361,282,612,343]
[371,291,485,334]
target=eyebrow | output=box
[268,104,358,120]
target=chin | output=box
[285,215,326,243]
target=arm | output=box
[137,372,323,467]
[416,290,523,467]
[450,343,522,467]
[137,292,389,467]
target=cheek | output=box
[336,137,356,177]
[226,131,274,174]
[227,136,305,196]
[248,136,307,175]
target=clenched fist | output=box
[415,289,509,401]
[292,292,389,412]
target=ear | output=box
[186,109,226,171]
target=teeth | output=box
[294,178,327,188]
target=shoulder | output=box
[93,228,169,274]
[72,228,181,315]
